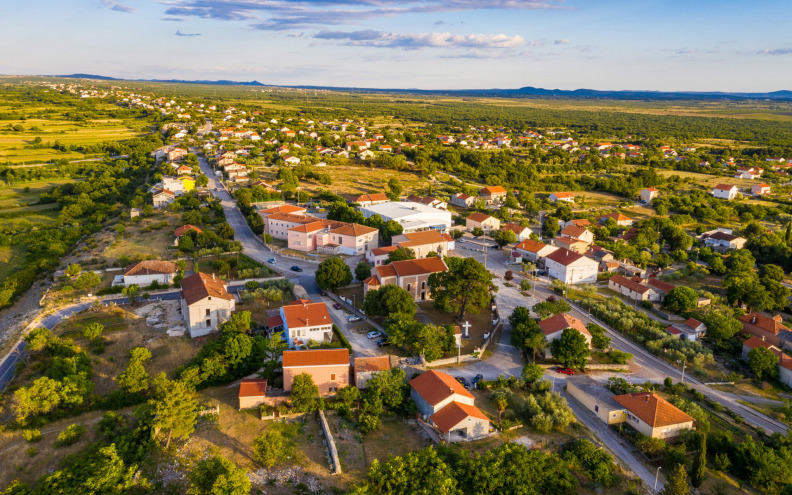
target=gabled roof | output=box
[545,248,593,267]
[551,192,576,198]
[515,239,553,254]
[409,370,474,406]
[502,223,529,234]
[560,225,589,239]
[430,401,489,433]
[555,235,587,246]
[329,223,379,237]
[289,221,325,234]
[538,313,590,337]
[389,257,448,277]
[646,277,675,294]
[601,212,633,222]
[375,264,398,279]
[238,379,267,398]
[124,260,177,277]
[398,230,447,245]
[609,274,651,294]
[467,212,495,223]
[282,349,349,368]
[611,393,694,428]
[480,185,507,195]
[706,231,739,242]
[354,356,391,374]
[261,205,306,215]
[262,212,315,224]
[174,224,202,237]
[738,313,789,335]
[281,301,332,329]
[180,272,233,306]
[714,183,737,191]
[369,246,399,256]
[350,193,389,203]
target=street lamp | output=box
[654,466,662,494]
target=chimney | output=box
[751,316,757,324]
[645,395,649,403]
[212,273,215,281]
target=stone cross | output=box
[462,320,472,338]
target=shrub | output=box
[55,424,86,447]
[520,279,532,291]
[22,429,41,443]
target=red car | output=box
[332,303,342,310]
[556,367,575,375]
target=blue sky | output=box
[1,0,790,91]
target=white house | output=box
[360,201,452,234]
[123,260,177,287]
[180,273,236,338]
[449,193,476,208]
[544,248,598,284]
[640,188,659,204]
[280,300,334,348]
[153,189,176,208]
[559,225,594,244]
[752,183,771,196]
[549,192,576,203]
[666,318,707,341]
[712,184,739,200]
[514,239,559,266]
[409,370,490,441]
[538,313,592,348]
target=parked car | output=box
[472,374,484,388]
[377,338,388,347]
[366,331,382,339]
[332,303,342,310]
[347,315,362,322]
[290,266,303,272]
[319,290,327,296]
[267,258,276,264]
[556,367,575,375]
[455,376,472,389]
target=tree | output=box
[493,390,508,422]
[701,311,741,348]
[363,285,416,317]
[122,284,140,306]
[691,434,706,487]
[82,322,104,341]
[587,324,611,350]
[550,328,591,370]
[150,378,198,449]
[542,216,560,238]
[336,385,361,416]
[366,368,407,409]
[291,373,322,412]
[261,330,287,362]
[74,271,101,291]
[663,287,697,313]
[355,261,372,281]
[386,246,415,263]
[253,430,288,468]
[356,447,459,495]
[429,257,496,320]
[726,249,756,275]
[380,220,403,243]
[532,299,571,319]
[748,346,779,381]
[195,174,209,187]
[118,347,152,394]
[188,455,251,495]
[315,258,353,290]
[387,177,403,200]
[64,264,81,277]
[521,363,544,384]
[471,227,484,237]
[493,229,517,248]
[661,463,690,495]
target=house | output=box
[552,236,589,254]
[180,273,235,338]
[612,393,695,439]
[640,188,659,204]
[283,155,301,165]
[559,225,594,244]
[130,208,141,218]
[544,248,598,284]
[600,212,634,227]
[123,260,177,287]
[563,218,591,230]
[167,148,188,162]
[701,231,747,252]
[608,274,662,302]
[238,379,268,410]
[479,185,507,204]
[501,223,531,242]
[752,183,772,196]
[176,165,193,176]
[566,376,627,425]
[287,221,379,255]
[466,213,500,232]
[741,337,792,388]
[282,349,350,395]
[515,239,559,266]
[280,300,334,348]
[538,313,592,348]
[549,192,576,203]
[645,277,675,300]
[174,224,202,246]
[349,193,390,207]
[666,318,707,341]
[360,202,453,233]
[153,189,176,208]
[712,184,739,200]
[409,370,490,441]
[738,313,792,350]
[366,246,399,266]
[450,193,476,208]
[261,212,320,240]
[407,195,448,210]
[260,204,308,216]
[354,356,391,389]
[734,167,762,180]
[363,257,448,302]
[391,230,450,258]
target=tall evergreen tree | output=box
[691,434,706,487]
[661,463,690,495]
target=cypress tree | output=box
[691,434,706,487]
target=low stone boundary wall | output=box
[318,410,342,474]
[535,363,631,372]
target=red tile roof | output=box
[282,349,350,368]
[467,212,495,223]
[552,192,576,199]
[646,277,675,294]
[124,260,177,277]
[611,393,694,428]
[180,272,234,305]
[390,257,448,277]
[409,370,474,406]
[238,379,267,398]
[330,223,379,237]
[560,225,588,239]
[714,183,736,191]
[369,246,399,256]
[351,193,389,203]
[261,205,306,215]
[515,239,553,254]
[266,315,283,328]
[502,223,529,235]
[738,313,788,335]
[609,274,651,294]
[281,302,332,329]
[354,356,391,374]
[430,401,489,433]
[480,185,507,195]
[174,224,202,237]
[538,313,590,337]
[545,248,589,266]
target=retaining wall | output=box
[318,410,342,474]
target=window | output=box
[205,309,210,316]
[208,296,212,301]
[421,281,426,290]
[330,374,336,380]
[206,319,211,327]
[594,405,599,413]
[407,283,411,292]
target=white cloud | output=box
[101,0,136,13]
[313,30,527,50]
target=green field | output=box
[0,179,75,208]
[0,244,25,282]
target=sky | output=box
[1,0,791,91]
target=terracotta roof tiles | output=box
[282,349,349,368]
[611,393,694,428]
[409,370,474,406]
[430,401,489,434]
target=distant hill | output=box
[45,74,792,100]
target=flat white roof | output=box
[361,201,452,223]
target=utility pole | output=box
[654,467,662,494]
[677,358,686,385]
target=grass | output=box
[196,253,270,280]
[334,284,365,310]
[0,179,76,209]
[0,244,25,283]
[238,294,296,327]
[416,302,494,355]
[100,214,180,263]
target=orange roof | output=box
[389,257,447,277]
[124,260,177,277]
[180,272,233,306]
[538,313,590,337]
[502,223,529,234]
[611,393,694,427]
[480,185,507,195]
[261,205,306,215]
[567,219,591,228]
[281,302,332,329]
[467,212,495,223]
[282,349,349,368]
[738,313,788,335]
[545,248,589,266]
[609,274,651,295]
[354,356,391,374]
[552,192,576,198]
[560,225,588,239]
[742,336,777,351]
[351,193,389,203]
[601,212,633,222]
[330,223,379,237]
[398,230,446,245]
[515,239,552,254]
[266,315,283,328]
[238,379,267,398]
[369,246,399,256]
[174,224,203,237]
[430,401,489,433]
[646,277,675,294]
[363,275,381,287]
[714,183,736,191]
[262,212,315,224]
[289,221,325,233]
[375,264,398,279]
[555,235,587,246]
[409,370,474,406]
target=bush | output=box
[520,280,532,291]
[640,300,653,309]
[22,429,41,443]
[55,424,86,447]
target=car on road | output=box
[377,338,388,347]
[472,374,484,388]
[290,266,303,272]
[366,331,382,339]
[458,238,466,243]
[556,367,575,375]
[332,303,342,310]
[455,376,472,389]
[347,315,362,322]
[267,258,276,264]
[319,290,327,296]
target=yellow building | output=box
[179,176,195,191]
[566,376,625,425]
